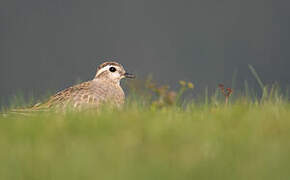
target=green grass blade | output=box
[244,80,249,98]
[205,86,208,105]
[248,64,264,90]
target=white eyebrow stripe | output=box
[96,65,114,76]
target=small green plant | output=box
[145,79,194,109]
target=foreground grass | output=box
[1,101,290,180]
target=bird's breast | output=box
[90,83,125,105]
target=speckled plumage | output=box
[32,61,134,110]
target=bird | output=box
[30,61,135,111]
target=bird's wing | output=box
[33,81,92,109]
[8,81,110,114]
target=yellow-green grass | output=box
[1,99,290,180]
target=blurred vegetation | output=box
[1,65,290,180]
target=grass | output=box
[1,65,289,179]
[1,98,290,180]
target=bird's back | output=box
[34,80,125,110]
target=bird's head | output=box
[94,61,135,83]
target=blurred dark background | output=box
[1,0,290,104]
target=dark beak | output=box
[124,72,135,79]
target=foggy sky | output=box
[1,0,290,104]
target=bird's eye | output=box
[109,67,116,72]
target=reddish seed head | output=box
[218,84,224,88]
[226,88,232,93]
[226,88,233,97]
